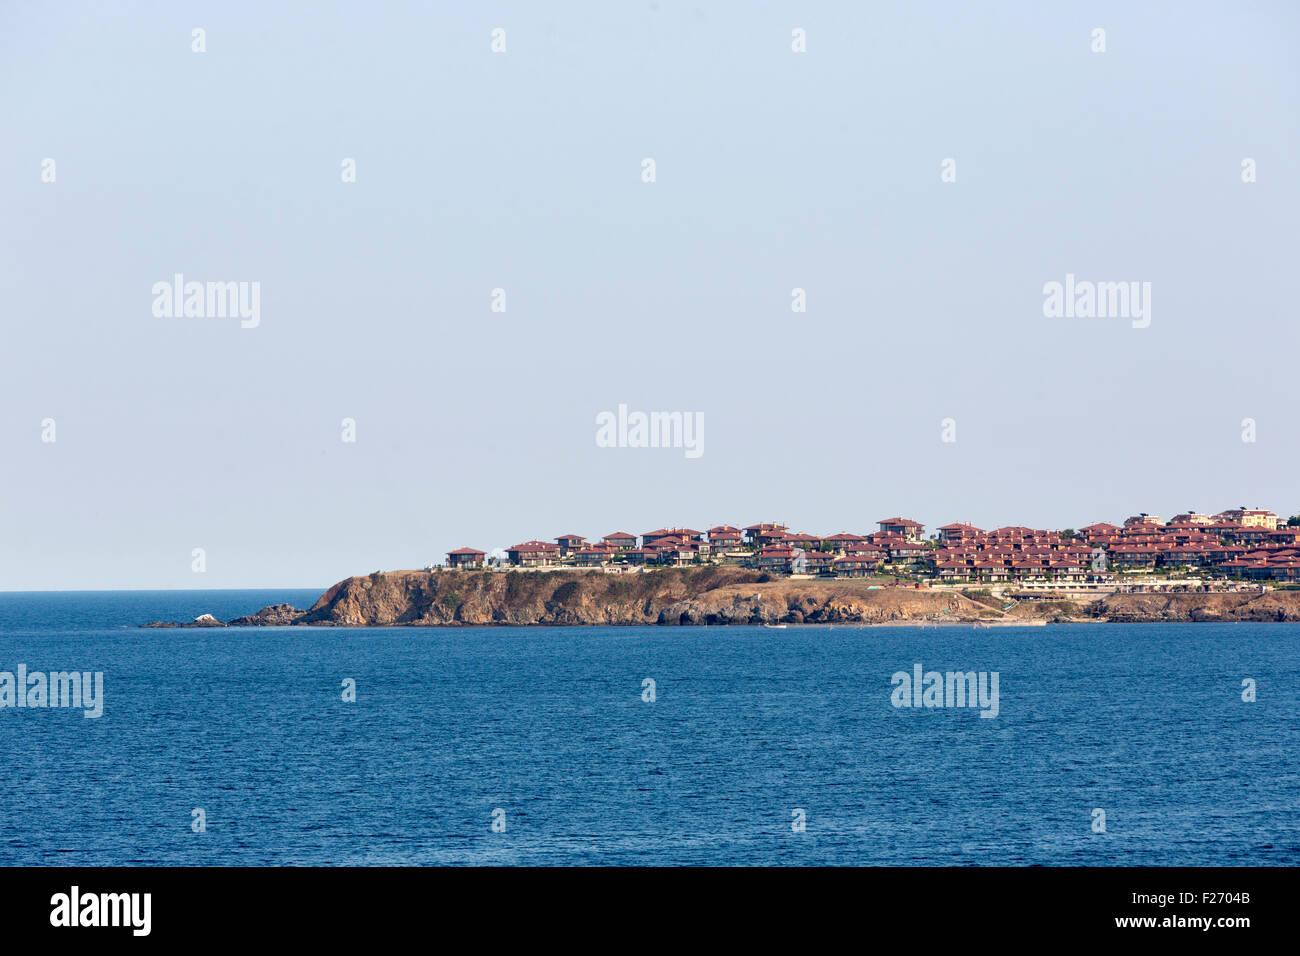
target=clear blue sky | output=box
[2,1,1297,589]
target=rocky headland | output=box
[140,567,1300,628]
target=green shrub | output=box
[551,580,581,605]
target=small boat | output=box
[763,623,788,629]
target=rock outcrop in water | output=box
[142,613,227,628]
[227,603,308,626]
[140,568,1300,627]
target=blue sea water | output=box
[0,590,1296,866]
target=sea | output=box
[0,589,1296,866]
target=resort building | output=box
[833,555,878,578]
[707,525,744,549]
[1169,512,1213,526]
[555,534,587,556]
[446,547,486,569]
[1216,508,1280,530]
[506,540,562,567]
[1080,523,1122,541]
[743,522,787,544]
[821,532,868,553]
[876,517,925,541]
[800,550,836,575]
[642,527,705,548]
[1124,514,1164,528]
[754,546,795,573]
[936,523,984,545]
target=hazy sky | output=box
[2,1,1297,589]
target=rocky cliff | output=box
[223,567,985,627]
[1086,590,1300,622]
[145,568,1300,627]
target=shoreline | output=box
[140,568,1300,629]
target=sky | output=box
[1,1,1297,589]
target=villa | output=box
[446,547,486,569]
[877,517,925,541]
[507,541,562,567]
[555,534,587,556]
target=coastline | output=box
[141,567,1300,629]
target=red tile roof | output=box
[509,540,560,552]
